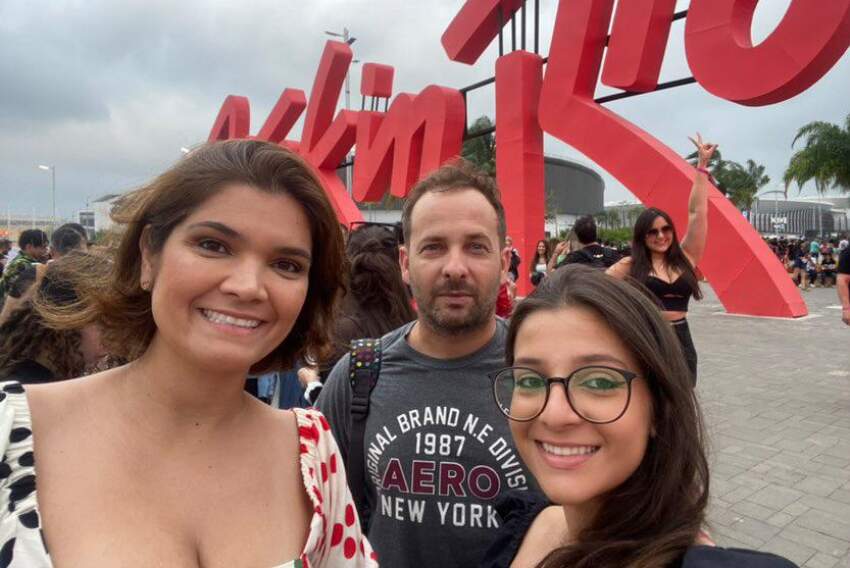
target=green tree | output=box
[686,146,769,216]
[461,116,496,176]
[724,159,770,217]
[784,113,850,196]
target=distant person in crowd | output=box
[555,215,622,269]
[0,223,90,323]
[0,238,12,274]
[819,249,837,288]
[838,244,850,326]
[50,223,89,259]
[481,266,795,568]
[299,223,416,404]
[530,239,551,287]
[505,234,521,282]
[317,161,537,568]
[0,254,107,383]
[809,238,820,256]
[839,234,848,251]
[608,134,715,383]
[0,228,48,306]
[804,252,818,289]
[0,263,47,325]
[786,240,807,288]
[0,141,375,567]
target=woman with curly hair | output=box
[0,254,106,382]
[0,140,376,567]
[300,223,416,403]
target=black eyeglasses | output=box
[489,366,639,423]
[646,225,673,239]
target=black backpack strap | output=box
[347,337,383,530]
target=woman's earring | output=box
[141,280,151,291]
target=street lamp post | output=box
[37,164,56,232]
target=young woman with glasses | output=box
[606,134,716,383]
[0,141,376,567]
[481,266,794,568]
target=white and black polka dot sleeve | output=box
[0,381,51,567]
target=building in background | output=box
[0,213,57,240]
[77,210,96,240]
[85,193,123,236]
[750,197,849,238]
[350,155,605,235]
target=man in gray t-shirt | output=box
[317,162,538,567]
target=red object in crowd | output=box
[496,282,513,318]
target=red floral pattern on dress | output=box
[294,408,378,567]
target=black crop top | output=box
[645,274,693,312]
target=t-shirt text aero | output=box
[366,404,529,528]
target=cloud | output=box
[0,0,847,220]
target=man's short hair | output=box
[51,224,87,256]
[573,215,598,245]
[402,160,506,246]
[59,222,88,240]
[18,229,48,250]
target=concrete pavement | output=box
[691,285,850,567]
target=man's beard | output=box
[412,278,499,337]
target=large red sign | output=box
[209,0,850,317]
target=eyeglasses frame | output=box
[488,365,640,424]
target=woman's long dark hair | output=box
[630,208,702,300]
[341,225,415,338]
[321,225,415,370]
[506,266,709,568]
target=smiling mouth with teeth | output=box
[201,309,262,329]
[540,442,600,457]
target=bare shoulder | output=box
[606,256,632,279]
[25,368,124,433]
[512,506,568,567]
[250,399,302,455]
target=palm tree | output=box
[462,116,496,176]
[784,113,850,196]
[724,160,770,218]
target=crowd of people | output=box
[766,235,849,291]
[1,134,844,566]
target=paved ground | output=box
[690,285,850,567]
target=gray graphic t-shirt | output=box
[316,320,538,568]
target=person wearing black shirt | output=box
[837,246,850,326]
[556,215,621,270]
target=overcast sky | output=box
[1,0,848,221]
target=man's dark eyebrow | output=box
[188,221,312,261]
[466,232,495,244]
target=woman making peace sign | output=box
[607,134,717,384]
